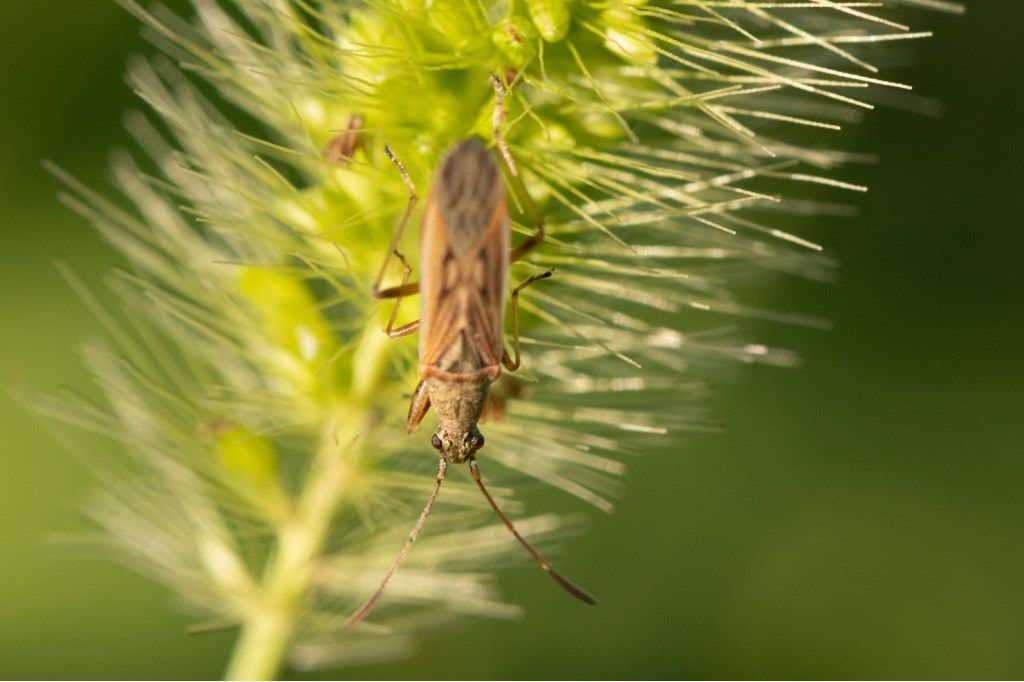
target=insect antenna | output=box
[346,458,448,628]
[468,458,596,605]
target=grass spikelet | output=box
[43,0,958,677]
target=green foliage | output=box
[41,0,960,677]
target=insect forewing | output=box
[419,138,510,377]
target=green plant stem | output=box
[225,320,390,679]
[225,423,354,680]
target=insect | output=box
[347,75,595,628]
[324,114,365,166]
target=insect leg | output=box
[469,457,595,604]
[384,251,420,338]
[346,458,448,629]
[373,145,423,335]
[489,73,545,264]
[405,379,432,433]
[501,270,553,372]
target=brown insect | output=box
[347,76,595,628]
[324,114,365,166]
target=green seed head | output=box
[42,0,961,675]
[527,0,572,42]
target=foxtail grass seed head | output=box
[43,0,961,677]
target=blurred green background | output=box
[2,2,1021,679]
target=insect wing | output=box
[419,140,510,375]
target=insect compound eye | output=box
[431,434,443,450]
[471,434,485,452]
